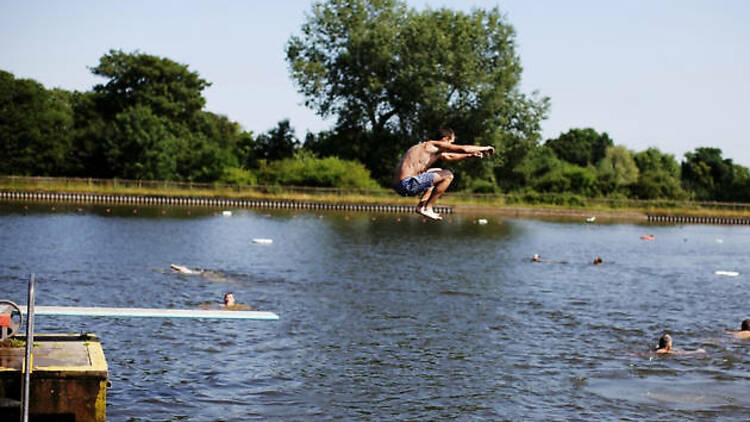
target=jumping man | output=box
[393,128,494,220]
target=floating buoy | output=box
[715,270,739,277]
[222,211,232,217]
[252,238,273,244]
[586,216,596,223]
[477,218,488,225]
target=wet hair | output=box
[433,128,454,141]
[658,333,672,349]
[742,319,750,331]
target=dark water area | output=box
[1,202,749,421]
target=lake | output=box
[1,202,749,421]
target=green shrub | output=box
[469,179,499,194]
[255,154,380,189]
[220,167,257,186]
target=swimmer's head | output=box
[658,333,672,350]
[741,319,750,331]
[223,292,235,306]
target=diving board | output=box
[19,306,279,321]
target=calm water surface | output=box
[1,202,749,421]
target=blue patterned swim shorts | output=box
[393,172,436,197]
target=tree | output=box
[630,169,686,200]
[633,147,680,177]
[67,90,115,177]
[0,70,74,176]
[681,147,749,201]
[544,128,613,167]
[630,147,684,199]
[174,111,241,182]
[597,145,639,195]
[255,119,300,161]
[287,0,548,184]
[90,49,210,123]
[82,50,239,181]
[106,105,178,180]
[511,146,596,195]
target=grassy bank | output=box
[3,175,750,218]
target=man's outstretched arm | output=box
[431,141,494,155]
[440,152,482,162]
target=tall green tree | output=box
[544,128,613,167]
[82,50,239,181]
[681,147,749,201]
[513,146,597,195]
[255,119,300,161]
[597,145,639,195]
[106,105,178,180]
[286,0,548,184]
[630,147,684,199]
[91,49,210,123]
[0,71,74,175]
[174,111,241,182]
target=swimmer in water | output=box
[593,256,603,265]
[223,292,252,311]
[169,265,227,281]
[655,333,705,355]
[730,319,750,339]
[170,264,196,274]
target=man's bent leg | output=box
[417,170,453,220]
[417,168,440,209]
[424,170,453,210]
[417,186,434,209]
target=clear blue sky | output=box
[2,1,748,165]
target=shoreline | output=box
[4,190,750,225]
[452,205,648,223]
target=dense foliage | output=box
[287,0,549,184]
[1,0,749,201]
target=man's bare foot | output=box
[417,206,442,221]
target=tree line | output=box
[1,0,748,202]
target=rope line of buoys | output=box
[647,214,750,225]
[0,191,453,214]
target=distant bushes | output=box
[221,153,380,190]
[504,191,588,207]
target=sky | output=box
[2,1,748,166]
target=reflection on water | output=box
[589,375,750,410]
[0,201,749,421]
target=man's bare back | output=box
[393,129,494,220]
[394,142,443,182]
